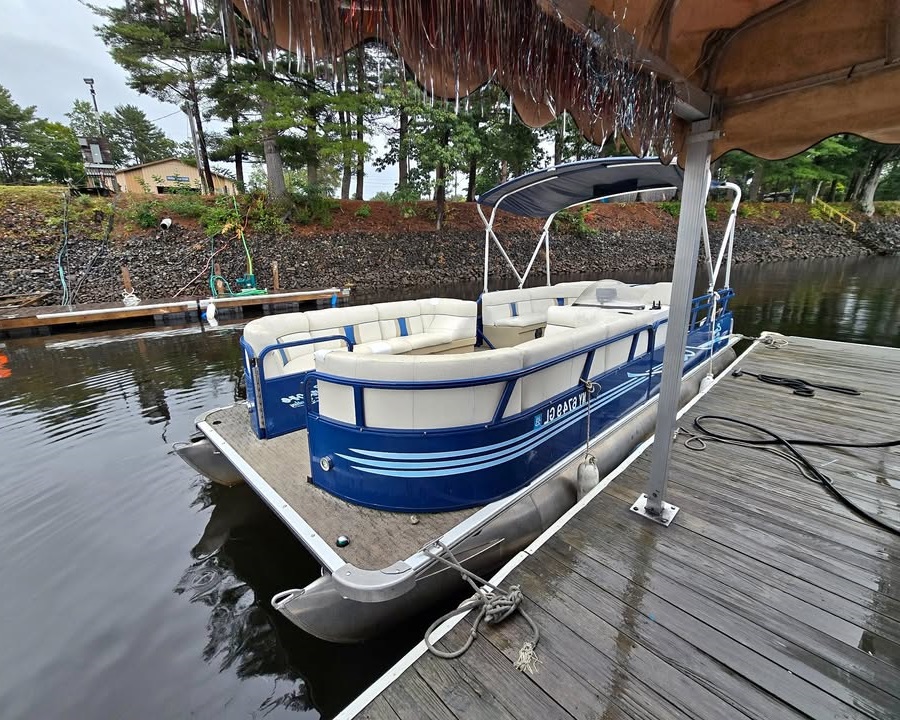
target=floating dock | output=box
[0,287,351,337]
[341,336,900,720]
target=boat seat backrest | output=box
[242,313,312,377]
[480,288,535,325]
[481,281,596,327]
[242,299,478,378]
[416,298,477,339]
[517,330,584,410]
[375,300,426,339]
[308,305,382,349]
[315,347,522,429]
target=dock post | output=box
[633,121,714,526]
[213,263,225,297]
[271,261,280,292]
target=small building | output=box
[115,158,236,195]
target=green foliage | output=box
[659,201,680,218]
[874,201,900,216]
[705,205,718,221]
[738,204,761,219]
[389,186,420,218]
[553,206,594,235]
[354,203,371,218]
[0,86,84,185]
[370,191,392,201]
[128,200,162,228]
[67,101,176,167]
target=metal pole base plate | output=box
[630,493,680,527]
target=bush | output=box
[128,200,161,229]
[659,201,680,218]
[354,203,371,218]
[875,201,900,217]
[554,206,593,235]
[390,187,420,219]
[705,205,718,221]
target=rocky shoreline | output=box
[2,197,898,306]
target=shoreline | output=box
[2,193,898,306]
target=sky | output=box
[0,0,401,197]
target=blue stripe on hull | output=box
[304,319,731,512]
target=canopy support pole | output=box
[632,121,713,526]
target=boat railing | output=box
[303,289,732,430]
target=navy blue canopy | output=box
[476,157,683,219]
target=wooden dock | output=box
[341,336,900,720]
[0,287,350,337]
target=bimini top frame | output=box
[475,157,684,292]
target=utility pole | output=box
[83,78,104,135]
[183,102,210,195]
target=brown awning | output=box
[230,0,900,160]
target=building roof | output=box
[116,157,234,181]
[229,0,900,162]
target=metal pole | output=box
[631,121,713,526]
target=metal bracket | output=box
[332,561,416,603]
[630,493,680,526]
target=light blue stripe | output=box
[398,317,409,337]
[339,375,647,475]
[343,325,356,344]
[349,377,648,478]
[348,373,642,461]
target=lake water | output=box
[1,255,898,720]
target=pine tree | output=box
[90,0,217,192]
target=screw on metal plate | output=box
[630,493,680,527]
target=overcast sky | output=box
[0,0,401,196]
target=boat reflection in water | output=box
[176,479,449,718]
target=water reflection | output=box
[0,255,897,720]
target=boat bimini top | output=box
[475,157,741,300]
[475,157,684,292]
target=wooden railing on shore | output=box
[814,197,857,233]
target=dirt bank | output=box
[1,187,896,306]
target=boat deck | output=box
[344,336,900,720]
[202,404,480,571]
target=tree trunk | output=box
[553,115,564,166]
[499,159,509,183]
[466,154,478,202]
[825,177,838,202]
[186,63,214,195]
[340,109,352,199]
[398,108,409,190]
[857,149,899,216]
[259,99,287,201]
[354,45,366,200]
[748,160,765,201]
[338,64,352,200]
[434,129,450,231]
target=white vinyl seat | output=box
[480,281,594,348]
[242,298,478,380]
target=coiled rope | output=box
[422,541,540,673]
[680,415,900,536]
[732,369,860,397]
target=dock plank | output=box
[345,336,900,720]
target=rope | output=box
[732,369,860,397]
[56,192,71,305]
[122,289,140,307]
[682,415,900,536]
[579,378,599,459]
[422,541,540,673]
[729,333,789,349]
